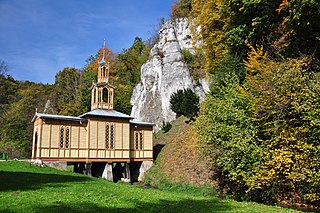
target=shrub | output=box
[161,121,172,133]
[170,88,199,119]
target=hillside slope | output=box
[145,117,214,187]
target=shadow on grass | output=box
[34,198,233,213]
[0,171,92,192]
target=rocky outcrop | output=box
[131,18,209,130]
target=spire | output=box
[103,38,106,59]
[99,38,107,65]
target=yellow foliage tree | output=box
[191,0,231,71]
[246,47,320,205]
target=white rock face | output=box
[131,18,209,131]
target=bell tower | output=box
[91,39,114,110]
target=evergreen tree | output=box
[170,88,199,119]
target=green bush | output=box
[161,121,172,133]
[170,88,199,119]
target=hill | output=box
[0,161,298,212]
[145,116,214,187]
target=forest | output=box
[173,0,320,208]
[1,0,320,209]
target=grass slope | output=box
[0,161,298,213]
[147,116,214,187]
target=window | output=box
[106,124,109,148]
[98,90,101,102]
[103,67,106,77]
[139,131,143,149]
[135,132,139,149]
[60,127,64,148]
[93,89,96,103]
[105,123,115,149]
[65,127,70,148]
[103,88,108,103]
[135,131,143,150]
[59,126,70,148]
[110,125,114,149]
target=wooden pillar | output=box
[102,163,113,181]
[125,163,131,183]
[85,162,92,176]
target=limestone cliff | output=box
[130,18,209,130]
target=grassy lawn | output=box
[0,161,298,213]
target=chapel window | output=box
[103,88,108,103]
[110,124,114,149]
[106,124,109,149]
[105,123,115,149]
[65,127,70,148]
[135,132,139,149]
[135,131,143,150]
[59,127,64,148]
[139,131,143,150]
[103,67,106,77]
[98,90,101,102]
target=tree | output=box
[0,84,52,158]
[246,48,320,204]
[193,54,261,198]
[169,89,184,116]
[191,0,231,71]
[188,0,320,206]
[276,0,320,57]
[171,0,192,19]
[53,67,80,115]
[113,37,150,114]
[0,60,8,76]
[170,88,199,119]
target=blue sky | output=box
[0,0,174,84]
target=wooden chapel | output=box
[31,40,154,182]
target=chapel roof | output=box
[130,119,154,126]
[31,113,86,122]
[79,108,134,119]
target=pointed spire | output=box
[99,38,107,65]
[103,38,106,59]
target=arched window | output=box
[103,67,106,77]
[60,127,64,148]
[105,123,115,149]
[103,88,108,103]
[135,132,139,149]
[98,90,101,102]
[65,127,70,148]
[135,131,143,150]
[139,131,143,149]
[106,124,110,149]
[110,124,114,149]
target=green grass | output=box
[0,161,299,213]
